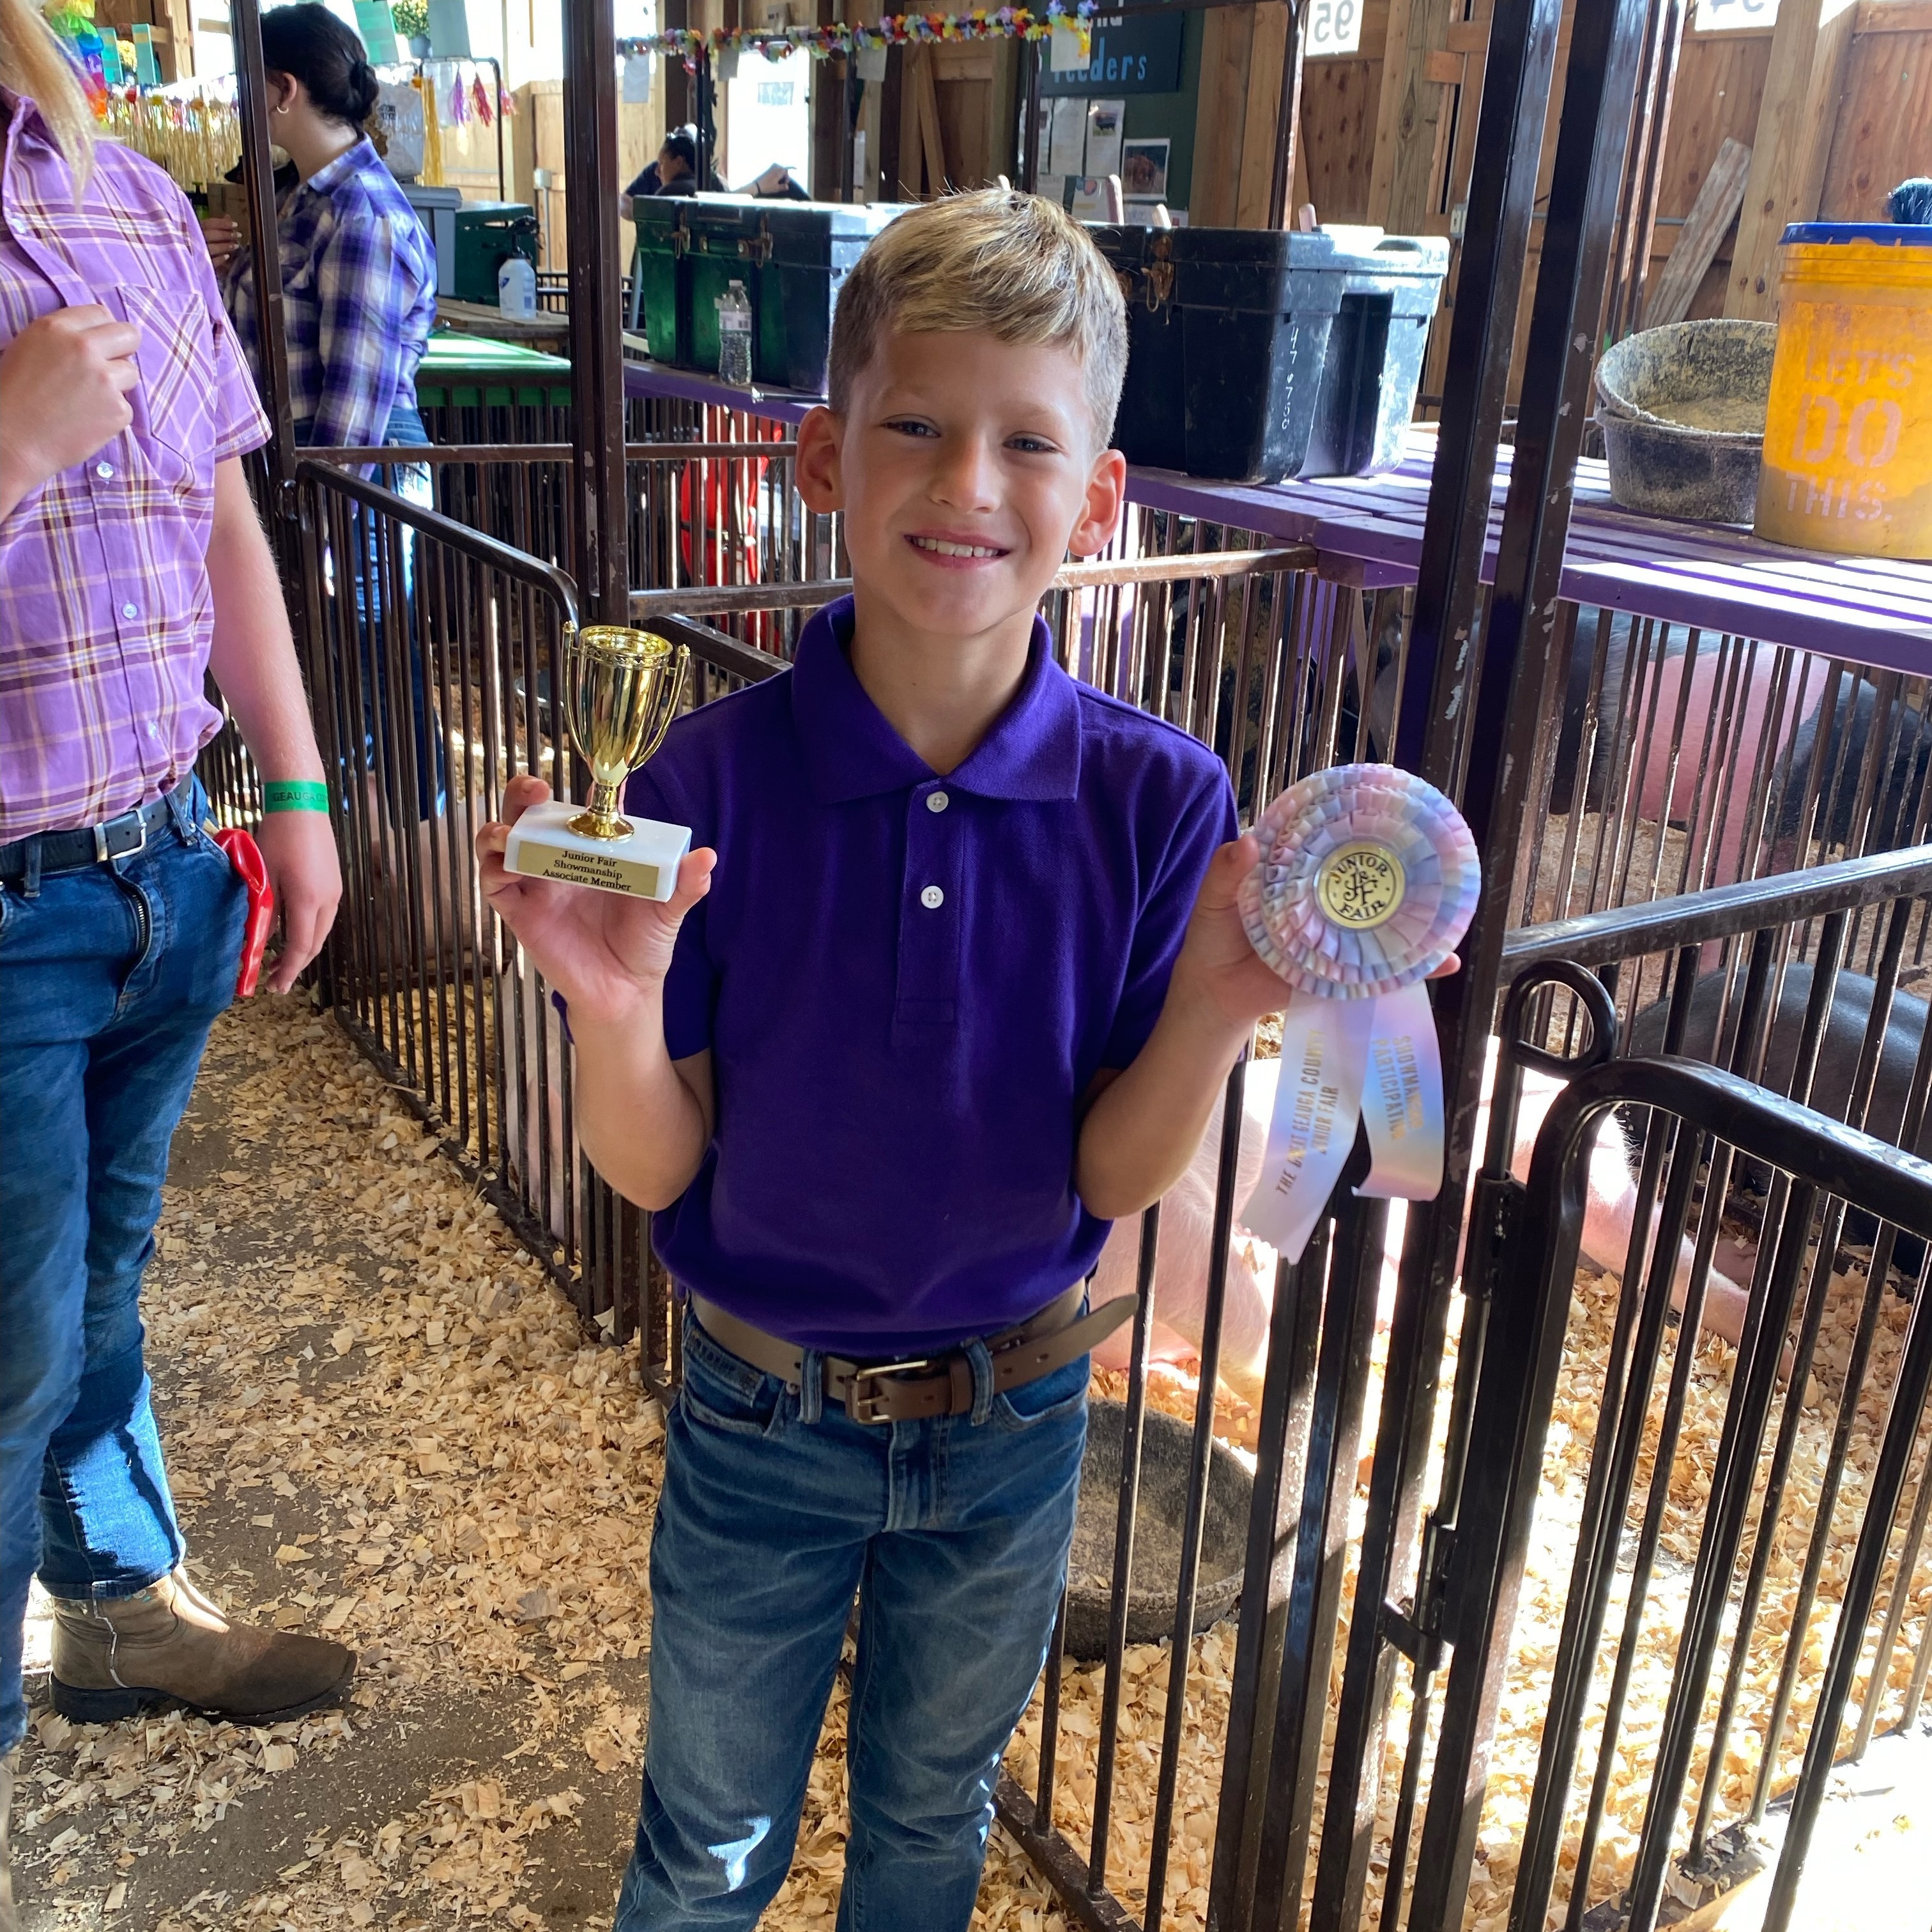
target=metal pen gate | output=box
[1427,1054,1932,1932]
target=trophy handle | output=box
[558,621,597,772]
[635,643,690,768]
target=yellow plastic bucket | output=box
[1754,222,1932,560]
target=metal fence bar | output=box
[1422,1055,1932,1932]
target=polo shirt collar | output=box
[791,597,1082,805]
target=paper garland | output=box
[1237,765,1480,1262]
[617,4,1096,71]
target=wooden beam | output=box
[1192,3,1259,226]
[1726,0,1859,319]
[986,41,1020,187]
[1368,0,1455,230]
[1235,1,1293,227]
[1644,135,1752,326]
[912,45,946,194]
[1853,0,1932,30]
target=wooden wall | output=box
[511,80,663,271]
[1821,1,1932,217]
[1271,0,1932,398]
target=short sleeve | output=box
[626,762,717,1061]
[166,176,270,460]
[1100,765,1239,1070]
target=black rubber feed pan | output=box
[1064,1398,1253,1662]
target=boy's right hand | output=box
[475,774,716,1027]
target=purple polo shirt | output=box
[627,597,1238,1355]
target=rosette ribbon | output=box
[1236,765,1480,1262]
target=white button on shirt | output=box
[926,790,950,813]
[95,461,114,480]
[121,602,139,620]
[920,885,945,910]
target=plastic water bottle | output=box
[497,255,537,318]
[716,279,753,387]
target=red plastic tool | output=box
[213,826,274,998]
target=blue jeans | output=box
[0,781,244,1752]
[300,404,445,820]
[613,1311,1088,1932]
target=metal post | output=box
[563,0,631,623]
[1019,39,1041,194]
[694,45,717,194]
[230,0,297,505]
[1300,3,1568,1915]
[1402,0,1655,1906]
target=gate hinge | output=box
[1416,1512,1456,1637]
[1383,1512,1457,1666]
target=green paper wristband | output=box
[263,780,330,814]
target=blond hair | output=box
[0,0,95,192]
[829,188,1128,447]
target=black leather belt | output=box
[689,1285,1135,1425]
[0,786,182,884]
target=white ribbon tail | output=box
[1239,995,1372,1262]
[1354,980,1446,1202]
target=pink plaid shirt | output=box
[0,92,269,842]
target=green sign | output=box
[1040,8,1185,96]
[351,0,402,61]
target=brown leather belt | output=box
[688,1285,1136,1425]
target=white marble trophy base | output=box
[503,800,691,902]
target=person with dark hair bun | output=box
[217,1,434,456]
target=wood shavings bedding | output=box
[15,996,1928,1931]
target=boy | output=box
[476,190,1294,1930]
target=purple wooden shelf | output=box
[621,365,1932,673]
[624,358,821,427]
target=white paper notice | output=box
[1047,95,1087,177]
[1084,98,1124,178]
[621,54,652,103]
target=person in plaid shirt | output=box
[0,3,348,1919]
[214,5,445,829]
[215,3,434,456]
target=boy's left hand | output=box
[1172,836,1459,1033]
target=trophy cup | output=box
[503,624,693,901]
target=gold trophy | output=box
[503,624,693,901]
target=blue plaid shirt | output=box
[222,137,434,450]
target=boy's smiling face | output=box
[797,327,1127,652]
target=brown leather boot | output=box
[49,1568,355,1726]
[2,1744,19,1932]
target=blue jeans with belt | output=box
[0,780,244,1754]
[613,1310,1087,1932]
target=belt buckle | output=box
[94,808,148,864]
[848,1357,930,1425]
